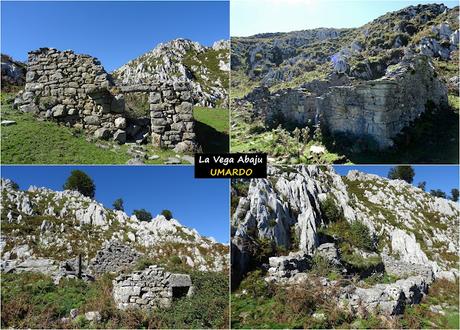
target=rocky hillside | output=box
[1,54,26,92]
[113,38,230,107]
[231,166,459,316]
[0,178,228,276]
[232,3,459,90]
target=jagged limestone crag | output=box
[113,38,230,108]
[112,265,193,309]
[231,165,459,315]
[89,240,143,276]
[318,55,448,148]
[1,54,26,89]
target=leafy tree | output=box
[63,170,95,198]
[161,209,173,220]
[451,188,459,202]
[430,189,447,199]
[417,181,426,191]
[112,198,124,211]
[388,166,415,184]
[133,209,152,222]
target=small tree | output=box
[417,181,426,191]
[133,209,153,222]
[161,209,173,220]
[430,189,447,199]
[451,188,459,202]
[63,170,95,198]
[112,198,124,211]
[388,166,415,184]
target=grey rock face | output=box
[113,38,229,107]
[112,265,193,310]
[1,54,26,87]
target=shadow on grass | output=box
[195,120,229,153]
[323,107,459,164]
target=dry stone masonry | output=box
[318,55,448,148]
[113,265,193,310]
[149,82,199,152]
[13,48,199,151]
[13,48,128,142]
[245,54,448,149]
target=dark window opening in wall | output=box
[172,286,189,299]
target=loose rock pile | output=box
[112,265,193,309]
[89,240,143,276]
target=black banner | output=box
[194,153,267,178]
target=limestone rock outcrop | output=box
[113,38,229,107]
[1,178,229,273]
[1,54,26,89]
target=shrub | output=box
[133,209,152,222]
[349,221,374,251]
[320,196,342,223]
[161,209,173,220]
[388,166,415,183]
[112,198,124,211]
[63,170,96,198]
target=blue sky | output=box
[231,0,458,36]
[1,1,229,71]
[1,166,230,243]
[334,165,459,195]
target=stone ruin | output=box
[13,48,199,152]
[89,240,143,276]
[245,55,448,149]
[112,265,193,309]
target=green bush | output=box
[133,209,152,222]
[320,196,343,223]
[161,209,173,220]
[349,221,374,251]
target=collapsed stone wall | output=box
[13,48,199,151]
[13,48,130,142]
[318,55,448,148]
[113,265,193,309]
[149,82,199,152]
[89,240,143,276]
[245,55,447,149]
[245,86,317,128]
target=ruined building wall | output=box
[318,55,448,148]
[149,82,198,152]
[14,48,129,142]
[112,265,193,309]
[13,48,199,150]
[246,55,447,149]
[245,87,317,128]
